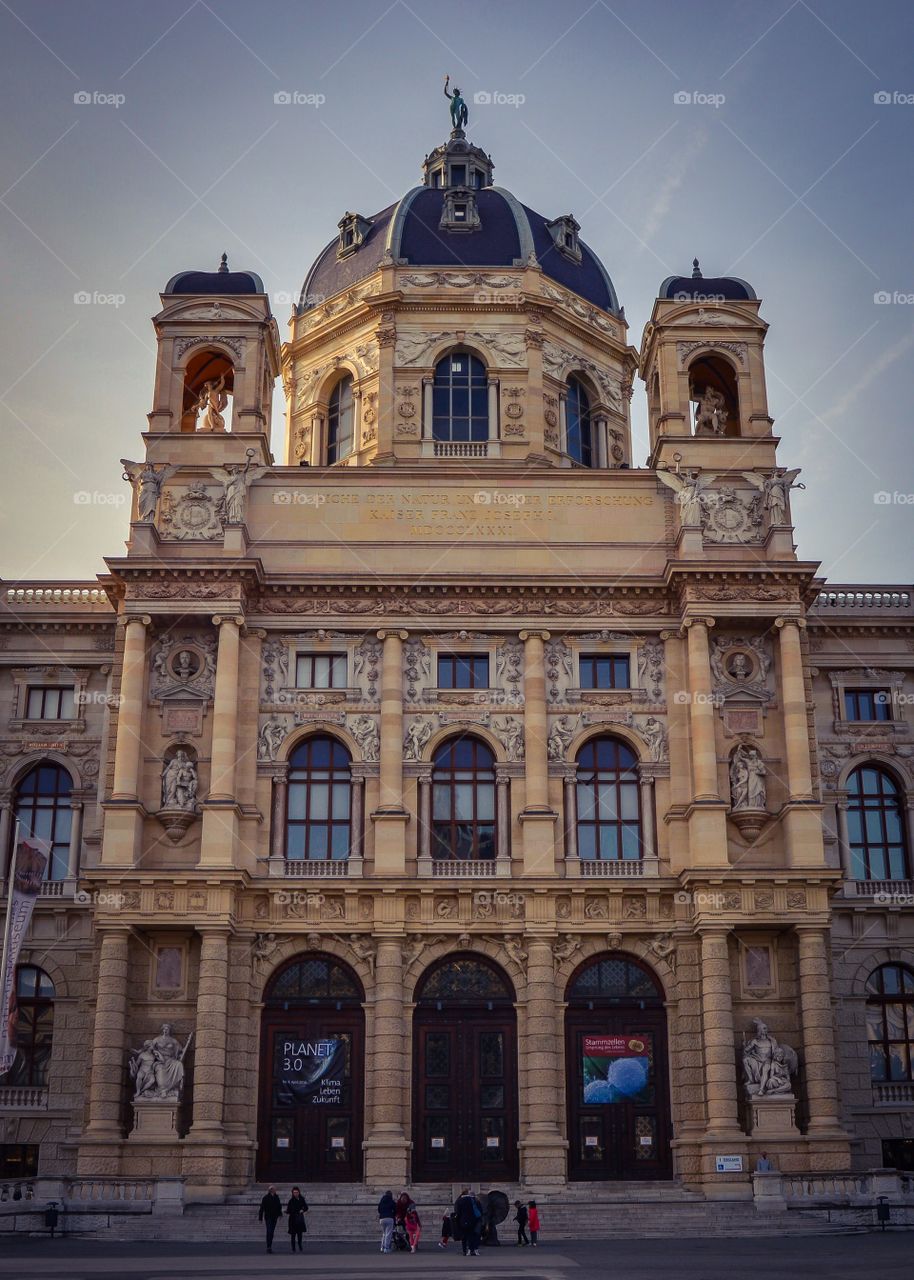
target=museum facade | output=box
[1,122,913,1203]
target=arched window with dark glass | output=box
[866,964,914,1083]
[13,763,72,882]
[0,966,54,1087]
[286,736,352,862]
[576,737,641,862]
[432,735,496,860]
[327,375,354,463]
[432,352,488,442]
[567,954,664,1004]
[565,376,593,467]
[846,765,908,881]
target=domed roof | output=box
[300,135,620,316]
[165,253,264,296]
[659,258,756,302]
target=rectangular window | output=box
[0,1144,39,1178]
[844,688,892,721]
[437,654,489,690]
[580,655,630,690]
[26,686,75,719]
[295,654,347,689]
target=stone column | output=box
[372,631,409,875]
[488,377,499,440]
[562,769,579,873]
[775,618,813,801]
[638,771,659,874]
[208,616,243,803]
[83,929,130,1137]
[496,768,511,876]
[309,414,323,467]
[416,768,432,874]
[835,798,851,880]
[521,937,567,1184]
[349,769,366,874]
[110,615,150,800]
[683,617,719,802]
[796,927,844,1134]
[519,631,557,875]
[67,799,84,879]
[422,379,433,440]
[188,930,230,1139]
[0,794,13,882]
[269,768,288,866]
[699,928,740,1136]
[363,938,409,1186]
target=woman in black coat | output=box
[287,1187,308,1251]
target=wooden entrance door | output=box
[413,1009,518,1182]
[565,1008,671,1181]
[257,1008,364,1183]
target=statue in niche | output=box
[742,1019,798,1097]
[161,749,198,811]
[129,1024,193,1101]
[196,374,228,432]
[548,715,576,761]
[121,460,179,522]
[691,384,727,435]
[729,743,767,811]
[444,74,468,130]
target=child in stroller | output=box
[392,1219,411,1252]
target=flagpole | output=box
[0,820,21,1059]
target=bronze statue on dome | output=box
[444,75,468,130]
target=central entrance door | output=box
[412,955,518,1183]
[565,953,672,1181]
[257,954,364,1183]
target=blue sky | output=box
[1,0,912,582]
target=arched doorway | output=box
[257,953,364,1183]
[412,954,518,1183]
[565,953,671,1181]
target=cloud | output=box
[824,327,914,419]
[638,129,708,248]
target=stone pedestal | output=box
[747,1092,799,1137]
[129,1098,181,1139]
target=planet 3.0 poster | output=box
[274,1038,345,1105]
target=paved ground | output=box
[0,1234,911,1280]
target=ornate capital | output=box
[376,629,409,642]
[519,629,551,642]
[212,615,244,629]
[118,614,152,630]
[681,616,715,633]
[774,616,806,632]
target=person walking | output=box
[404,1201,422,1252]
[528,1200,540,1247]
[454,1187,483,1257]
[378,1189,396,1253]
[258,1184,282,1253]
[438,1210,453,1249]
[514,1199,529,1246]
[286,1187,308,1251]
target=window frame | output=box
[866,964,914,1084]
[24,686,76,720]
[327,375,355,464]
[432,351,489,443]
[0,964,54,1088]
[431,735,497,862]
[295,652,348,690]
[285,735,353,863]
[437,653,490,691]
[575,736,643,863]
[12,762,73,882]
[844,687,893,723]
[579,654,631,691]
[846,764,909,881]
[565,376,594,468]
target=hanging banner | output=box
[582,1033,652,1104]
[0,836,49,1077]
[274,1037,345,1105]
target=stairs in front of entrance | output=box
[93,1183,861,1241]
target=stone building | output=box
[1,118,912,1207]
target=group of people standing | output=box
[257,1186,309,1252]
[378,1188,542,1256]
[376,1190,422,1252]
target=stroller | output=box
[392,1219,411,1252]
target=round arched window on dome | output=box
[432,352,488,442]
[327,375,355,463]
[566,376,594,467]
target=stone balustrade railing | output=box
[0,1086,47,1110]
[841,879,914,902]
[3,584,111,609]
[65,1178,155,1202]
[872,1081,914,1104]
[811,586,913,614]
[754,1168,914,1212]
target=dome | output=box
[659,258,756,302]
[165,253,264,296]
[300,134,620,315]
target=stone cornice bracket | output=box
[519,630,551,642]
[774,616,806,631]
[376,630,409,642]
[117,614,151,629]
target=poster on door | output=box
[582,1034,651,1104]
[275,1038,345,1105]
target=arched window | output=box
[286,736,352,862]
[13,763,72,882]
[416,955,514,1005]
[265,954,363,1006]
[327,375,355,463]
[866,964,914,1083]
[847,765,909,881]
[432,735,496,861]
[0,965,54,1087]
[576,737,641,862]
[567,954,663,1004]
[432,352,488,442]
[566,376,593,467]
